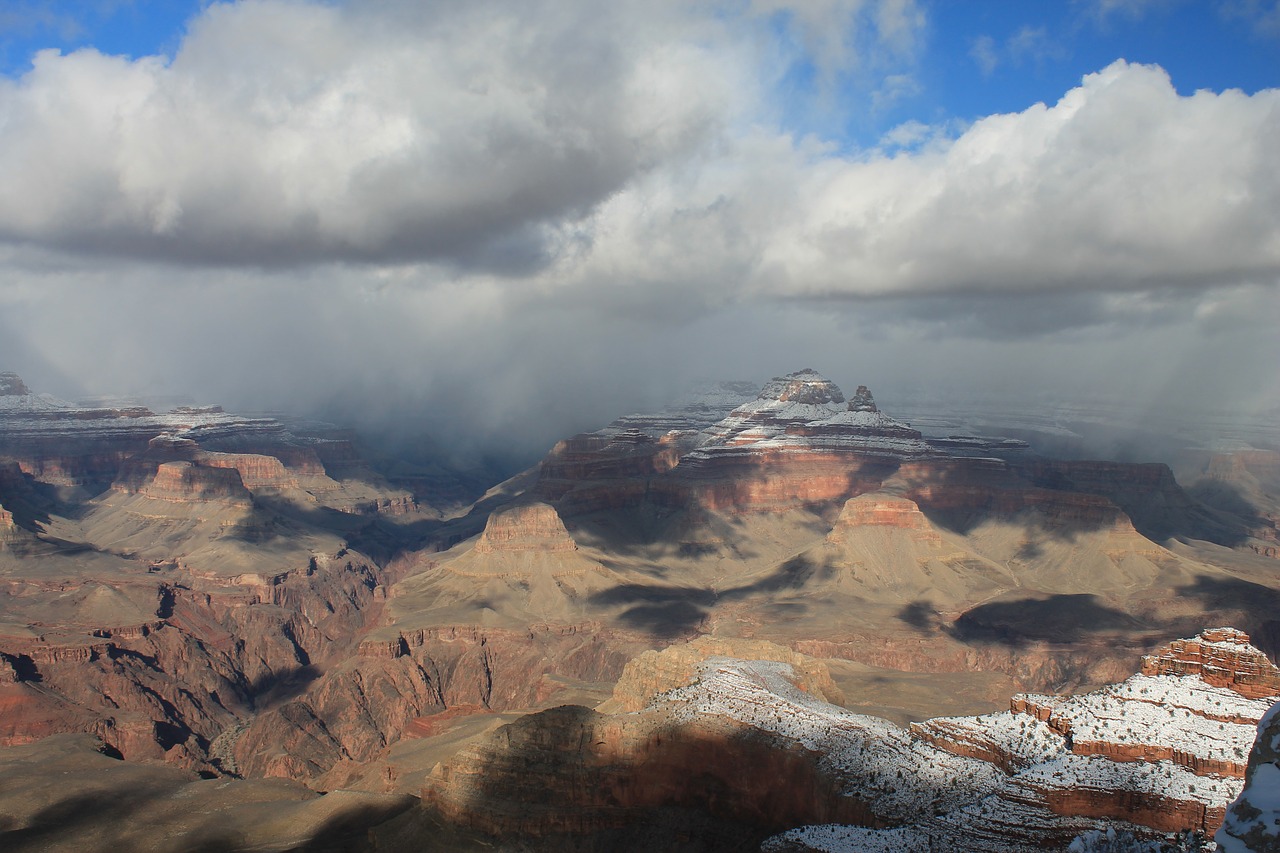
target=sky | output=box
[0,0,1277,464]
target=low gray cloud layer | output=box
[0,0,1276,461]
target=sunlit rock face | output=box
[423,629,1280,850]
[763,629,1280,851]
[472,502,577,554]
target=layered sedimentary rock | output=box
[419,628,1278,850]
[771,628,1280,852]
[130,460,253,505]
[826,494,941,541]
[426,651,1004,839]
[0,547,390,771]
[531,369,1209,539]
[1141,627,1280,700]
[472,502,577,554]
[0,374,416,516]
[236,621,644,786]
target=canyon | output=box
[2,368,1279,851]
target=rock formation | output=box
[1141,627,1280,700]
[416,628,1280,850]
[1217,700,1280,852]
[0,372,30,397]
[771,628,1280,851]
[472,502,577,554]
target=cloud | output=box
[0,0,743,271]
[1081,0,1182,24]
[562,60,1280,307]
[1222,0,1280,37]
[969,34,998,76]
[0,3,1276,461]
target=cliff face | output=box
[1141,627,1280,700]
[423,629,1279,851]
[1217,701,1280,852]
[127,460,253,505]
[530,370,1204,547]
[472,502,577,554]
[0,548,389,773]
[773,628,1280,852]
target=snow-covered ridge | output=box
[0,373,288,444]
[690,370,934,457]
[658,657,1004,822]
[656,628,1280,852]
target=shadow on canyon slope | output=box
[906,457,1255,550]
[407,704,865,853]
[1,788,236,853]
[897,594,1146,648]
[290,797,419,853]
[586,554,834,638]
[1175,575,1280,659]
[588,584,716,638]
[1184,480,1272,530]
[2,787,415,853]
[248,663,322,709]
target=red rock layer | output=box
[0,554,390,773]
[125,460,253,505]
[1141,628,1280,700]
[197,452,299,490]
[898,458,1135,530]
[1037,787,1225,836]
[1068,740,1246,778]
[651,450,897,514]
[235,621,645,784]
[472,502,577,554]
[908,719,1025,773]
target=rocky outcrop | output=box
[0,372,30,396]
[197,451,301,490]
[420,628,1279,851]
[826,494,941,544]
[770,629,1279,852]
[1141,628,1280,700]
[0,548,391,773]
[604,636,844,713]
[235,620,644,785]
[472,502,577,554]
[425,652,1004,839]
[532,370,1196,533]
[1217,700,1280,852]
[126,460,253,505]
